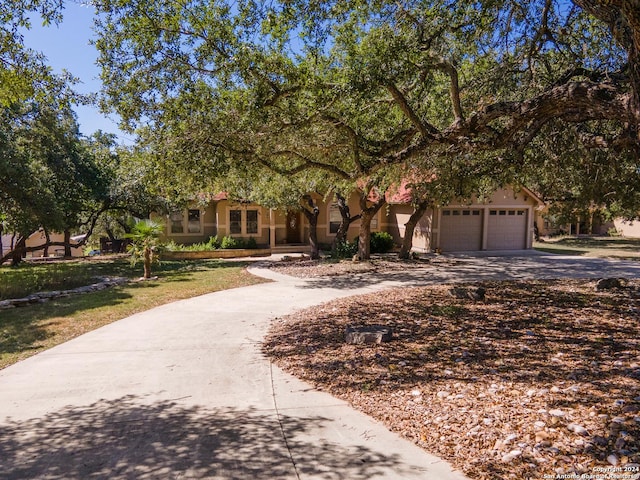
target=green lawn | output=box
[534,235,640,259]
[0,257,268,369]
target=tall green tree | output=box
[94,1,640,258]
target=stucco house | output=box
[156,185,544,253]
[613,218,640,238]
[0,230,85,259]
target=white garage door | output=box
[439,209,482,251]
[486,209,528,250]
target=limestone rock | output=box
[345,325,392,344]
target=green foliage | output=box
[124,218,163,277]
[0,259,134,301]
[206,235,221,250]
[332,239,358,259]
[93,0,640,259]
[370,231,394,254]
[246,237,258,249]
[220,235,243,249]
[165,236,222,251]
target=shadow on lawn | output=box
[0,287,135,357]
[0,395,409,480]
[0,261,252,360]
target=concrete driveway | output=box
[0,252,638,479]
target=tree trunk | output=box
[399,200,430,259]
[43,229,51,257]
[356,191,387,260]
[143,247,152,279]
[11,236,26,266]
[64,230,72,258]
[301,195,320,259]
[331,193,361,254]
[357,212,373,260]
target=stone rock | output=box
[501,450,522,463]
[448,287,486,301]
[596,278,623,291]
[11,298,31,307]
[345,325,392,344]
[0,300,16,310]
[567,424,589,436]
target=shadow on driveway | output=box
[0,395,411,480]
[296,254,640,291]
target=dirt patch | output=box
[263,278,640,479]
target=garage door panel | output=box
[439,209,482,251]
[487,209,527,250]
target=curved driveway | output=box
[0,252,639,479]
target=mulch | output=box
[263,260,640,479]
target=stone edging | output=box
[0,277,130,310]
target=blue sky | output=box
[23,3,135,145]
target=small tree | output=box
[125,219,163,279]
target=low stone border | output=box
[0,277,130,310]
[162,249,271,260]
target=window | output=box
[490,210,497,216]
[246,210,258,234]
[329,204,342,234]
[462,210,470,216]
[452,210,461,216]
[230,210,242,234]
[517,210,525,216]
[170,212,184,234]
[499,210,507,216]
[188,209,201,233]
[229,209,259,235]
[472,210,480,216]
[442,210,451,216]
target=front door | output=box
[286,211,301,243]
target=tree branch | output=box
[431,57,464,122]
[386,82,439,138]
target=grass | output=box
[0,256,135,301]
[534,235,640,259]
[0,257,268,369]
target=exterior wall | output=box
[536,207,616,237]
[1,234,13,257]
[25,231,83,257]
[432,188,540,252]
[155,203,218,245]
[155,186,539,253]
[215,200,271,245]
[614,218,640,238]
[383,204,433,252]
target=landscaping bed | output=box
[263,278,640,479]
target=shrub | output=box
[333,238,358,259]
[220,235,243,249]
[246,237,258,249]
[370,231,395,253]
[205,235,221,249]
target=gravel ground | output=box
[263,259,640,479]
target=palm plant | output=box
[124,219,163,279]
